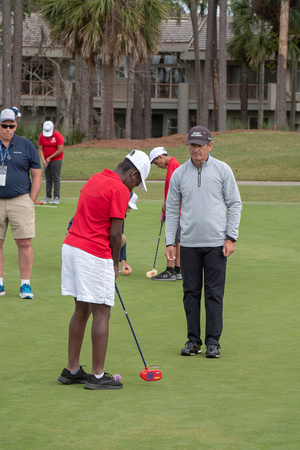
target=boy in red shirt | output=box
[58,150,150,390]
[38,121,64,204]
[149,147,181,281]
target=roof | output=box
[22,13,57,48]
[3,12,235,55]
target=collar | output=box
[190,154,210,168]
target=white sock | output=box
[0,278,3,285]
[70,367,80,375]
[94,372,104,379]
[21,279,30,286]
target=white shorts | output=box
[61,244,115,306]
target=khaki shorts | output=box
[0,194,35,240]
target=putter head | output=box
[140,367,162,382]
[146,269,158,278]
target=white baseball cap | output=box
[128,192,138,210]
[125,150,150,191]
[43,121,54,137]
[0,109,16,123]
[149,146,167,164]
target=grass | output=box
[61,131,300,182]
[58,181,300,204]
[0,196,300,449]
[1,132,300,448]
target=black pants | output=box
[180,246,227,347]
[45,160,63,199]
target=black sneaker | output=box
[152,270,176,281]
[174,267,182,280]
[181,341,202,356]
[84,372,123,390]
[57,365,88,384]
[206,345,220,358]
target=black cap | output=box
[186,126,212,145]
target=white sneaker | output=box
[53,197,60,205]
[42,197,53,204]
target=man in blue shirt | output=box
[0,108,42,299]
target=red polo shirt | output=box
[64,169,130,258]
[165,157,180,201]
[38,130,64,161]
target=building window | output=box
[21,59,54,96]
[151,53,185,99]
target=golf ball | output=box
[124,269,129,275]
[113,373,121,382]
[40,201,44,205]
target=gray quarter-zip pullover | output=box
[165,156,242,247]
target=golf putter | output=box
[146,218,164,278]
[115,284,162,382]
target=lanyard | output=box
[0,143,10,166]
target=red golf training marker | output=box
[140,367,162,382]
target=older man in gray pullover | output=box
[165,126,242,358]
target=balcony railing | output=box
[21,80,55,97]
[226,84,268,100]
[22,80,268,102]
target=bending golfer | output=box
[149,147,181,281]
[165,127,242,358]
[58,150,150,389]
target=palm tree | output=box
[252,0,300,129]
[202,0,218,128]
[12,0,23,109]
[227,0,253,128]
[245,20,273,128]
[41,0,168,140]
[276,0,290,129]
[130,0,170,139]
[219,0,227,131]
[2,0,12,107]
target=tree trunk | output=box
[143,57,152,139]
[2,0,12,107]
[190,0,202,124]
[290,62,296,130]
[211,0,218,130]
[240,62,248,128]
[79,59,90,141]
[276,0,290,129]
[258,61,265,129]
[125,56,134,139]
[101,60,115,140]
[74,55,81,131]
[88,77,94,140]
[131,61,144,139]
[218,0,227,131]
[12,0,23,109]
[202,0,217,128]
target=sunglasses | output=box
[0,124,16,129]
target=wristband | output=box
[226,235,236,243]
[166,244,175,247]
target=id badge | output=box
[0,165,7,186]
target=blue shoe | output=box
[19,284,34,299]
[0,284,5,296]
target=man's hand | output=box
[165,246,176,262]
[121,260,132,274]
[222,240,235,257]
